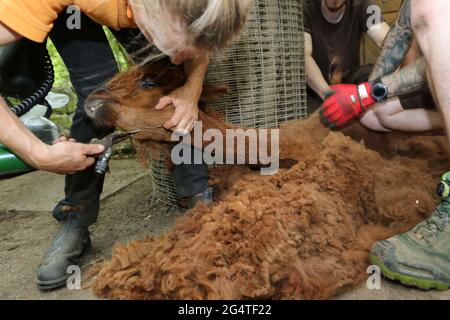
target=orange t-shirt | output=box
[0,0,137,43]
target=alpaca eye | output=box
[139,79,157,89]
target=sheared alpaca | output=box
[85,60,449,299]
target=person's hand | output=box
[320,83,376,129]
[53,135,76,144]
[30,141,105,175]
[155,83,200,135]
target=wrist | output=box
[322,87,333,99]
[182,80,203,103]
[27,142,51,169]
[369,79,389,103]
[185,75,203,91]
[357,82,377,109]
[185,55,209,85]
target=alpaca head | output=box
[84,58,228,135]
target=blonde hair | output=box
[136,0,254,51]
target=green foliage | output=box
[104,28,131,72]
[46,39,70,90]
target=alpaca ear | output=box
[200,84,229,102]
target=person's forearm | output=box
[381,57,427,98]
[367,22,391,48]
[183,54,210,96]
[370,0,414,81]
[306,56,331,99]
[0,97,47,166]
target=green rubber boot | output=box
[370,172,450,290]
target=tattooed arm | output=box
[369,0,414,81]
[381,57,427,98]
[370,0,426,98]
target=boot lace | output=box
[413,202,450,244]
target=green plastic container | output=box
[0,105,60,177]
[0,144,32,177]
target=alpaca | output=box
[84,59,449,299]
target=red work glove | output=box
[320,83,376,129]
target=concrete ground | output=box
[0,159,449,300]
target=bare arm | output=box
[0,21,40,163]
[305,32,331,100]
[370,0,414,81]
[155,54,210,133]
[366,22,390,48]
[381,57,427,98]
[0,97,104,174]
[183,53,210,101]
[0,21,22,45]
[0,97,43,164]
[0,20,105,174]
[369,3,427,98]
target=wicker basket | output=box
[150,0,307,207]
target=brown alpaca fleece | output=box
[85,59,295,165]
[86,60,450,300]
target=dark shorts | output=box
[399,90,436,110]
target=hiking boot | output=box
[370,172,450,290]
[36,217,91,290]
[178,187,214,209]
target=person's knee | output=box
[359,112,383,131]
[374,108,402,131]
[373,109,393,129]
[371,99,403,129]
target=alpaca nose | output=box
[85,86,112,116]
[84,98,107,119]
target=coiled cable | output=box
[10,48,54,118]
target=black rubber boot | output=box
[35,217,91,290]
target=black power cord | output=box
[9,48,54,118]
